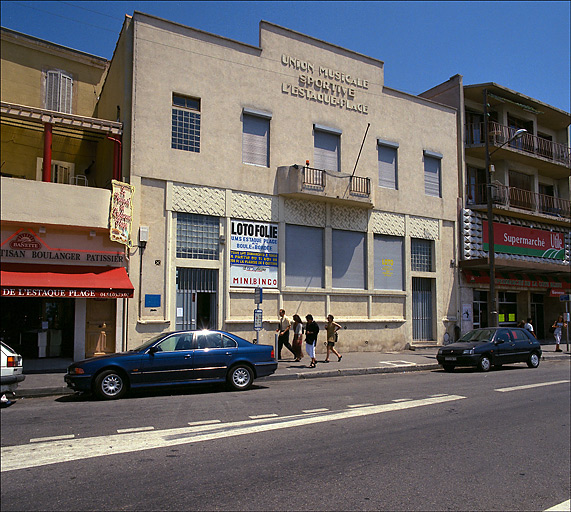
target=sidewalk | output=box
[10,344,570,399]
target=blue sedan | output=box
[65,331,277,400]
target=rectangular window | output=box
[172,94,201,152]
[423,151,442,197]
[374,235,404,290]
[45,70,73,113]
[314,127,340,172]
[176,213,219,260]
[378,140,398,189]
[411,238,433,272]
[285,225,324,288]
[332,229,365,289]
[242,112,270,167]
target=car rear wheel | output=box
[227,365,253,391]
[94,370,127,400]
[477,355,491,372]
[527,352,540,368]
[443,364,455,372]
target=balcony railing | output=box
[303,166,326,188]
[467,183,570,218]
[350,175,371,196]
[302,166,371,197]
[466,121,571,168]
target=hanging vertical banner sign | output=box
[110,180,134,246]
[230,220,278,288]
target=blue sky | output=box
[1,1,570,112]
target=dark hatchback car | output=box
[65,330,277,400]
[437,327,542,372]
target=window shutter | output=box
[285,225,324,288]
[242,114,269,166]
[60,73,73,114]
[45,71,59,111]
[374,235,404,290]
[314,130,339,172]
[378,145,397,189]
[424,155,441,197]
[332,229,365,289]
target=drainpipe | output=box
[108,135,122,182]
[42,123,53,182]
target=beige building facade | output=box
[96,13,460,352]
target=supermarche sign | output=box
[230,220,278,288]
[483,222,565,260]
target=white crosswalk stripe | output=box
[1,394,465,473]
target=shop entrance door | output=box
[85,299,116,357]
[176,268,218,330]
[412,278,433,341]
[531,294,545,339]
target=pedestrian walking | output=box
[551,314,567,352]
[291,314,304,361]
[524,317,536,338]
[305,314,319,368]
[276,309,295,359]
[324,314,343,363]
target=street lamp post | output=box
[483,88,527,327]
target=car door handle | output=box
[184,355,191,359]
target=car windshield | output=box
[458,329,495,342]
[130,333,171,352]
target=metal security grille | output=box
[411,239,433,272]
[176,268,217,330]
[412,277,433,340]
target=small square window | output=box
[411,239,433,272]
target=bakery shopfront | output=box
[0,227,134,362]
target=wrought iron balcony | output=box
[466,183,570,219]
[277,165,372,207]
[466,121,571,168]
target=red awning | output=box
[0,264,134,298]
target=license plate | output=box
[445,356,457,361]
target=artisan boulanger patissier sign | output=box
[483,222,565,260]
[0,229,125,264]
[230,220,278,288]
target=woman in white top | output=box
[552,314,567,352]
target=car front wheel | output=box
[94,369,127,400]
[477,355,491,372]
[527,352,540,368]
[227,365,253,391]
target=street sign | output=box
[254,287,263,305]
[559,294,570,302]
[254,308,263,331]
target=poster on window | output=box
[230,220,278,288]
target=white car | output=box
[1,341,25,393]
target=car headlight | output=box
[437,348,443,355]
[462,349,474,355]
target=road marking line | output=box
[188,420,221,426]
[495,380,570,393]
[378,360,417,367]
[347,403,374,408]
[2,394,466,473]
[29,434,75,444]
[392,398,412,402]
[249,414,278,419]
[302,408,329,413]
[544,498,570,511]
[116,426,155,434]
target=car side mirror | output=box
[148,345,159,354]
[495,338,505,344]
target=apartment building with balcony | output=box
[421,75,570,339]
[0,28,133,364]
[95,13,460,351]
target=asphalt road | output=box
[1,360,570,511]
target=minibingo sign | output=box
[110,180,134,245]
[230,220,278,288]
